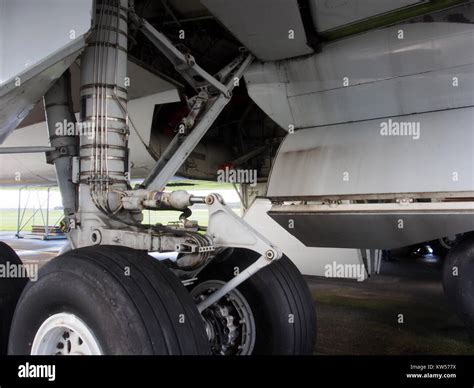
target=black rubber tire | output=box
[193,249,317,355]
[442,232,474,329]
[431,240,450,259]
[432,234,463,260]
[0,242,28,354]
[8,245,210,355]
[390,245,414,259]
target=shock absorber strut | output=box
[79,0,129,216]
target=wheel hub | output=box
[31,313,103,355]
[192,280,255,355]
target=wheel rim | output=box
[192,280,256,355]
[31,313,103,355]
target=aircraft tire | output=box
[0,242,28,354]
[191,249,317,355]
[8,245,210,355]
[443,232,474,330]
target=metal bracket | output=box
[46,144,78,164]
[197,194,283,312]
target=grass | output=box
[0,208,240,231]
[0,181,238,231]
[313,291,474,354]
[0,180,233,192]
[142,209,211,227]
[0,209,209,232]
[0,210,64,232]
[164,180,234,191]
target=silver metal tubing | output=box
[0,146,55,154]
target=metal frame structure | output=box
[14,186,65,240]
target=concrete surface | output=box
[0,232,65,268]
[1,231,473,355]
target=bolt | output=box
[265,250,275,260]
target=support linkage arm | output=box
[129,7,254,191]
[198,194,283,312]
[129,8,246,97]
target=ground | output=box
[1,232,473,355]
[311,257,474,355]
